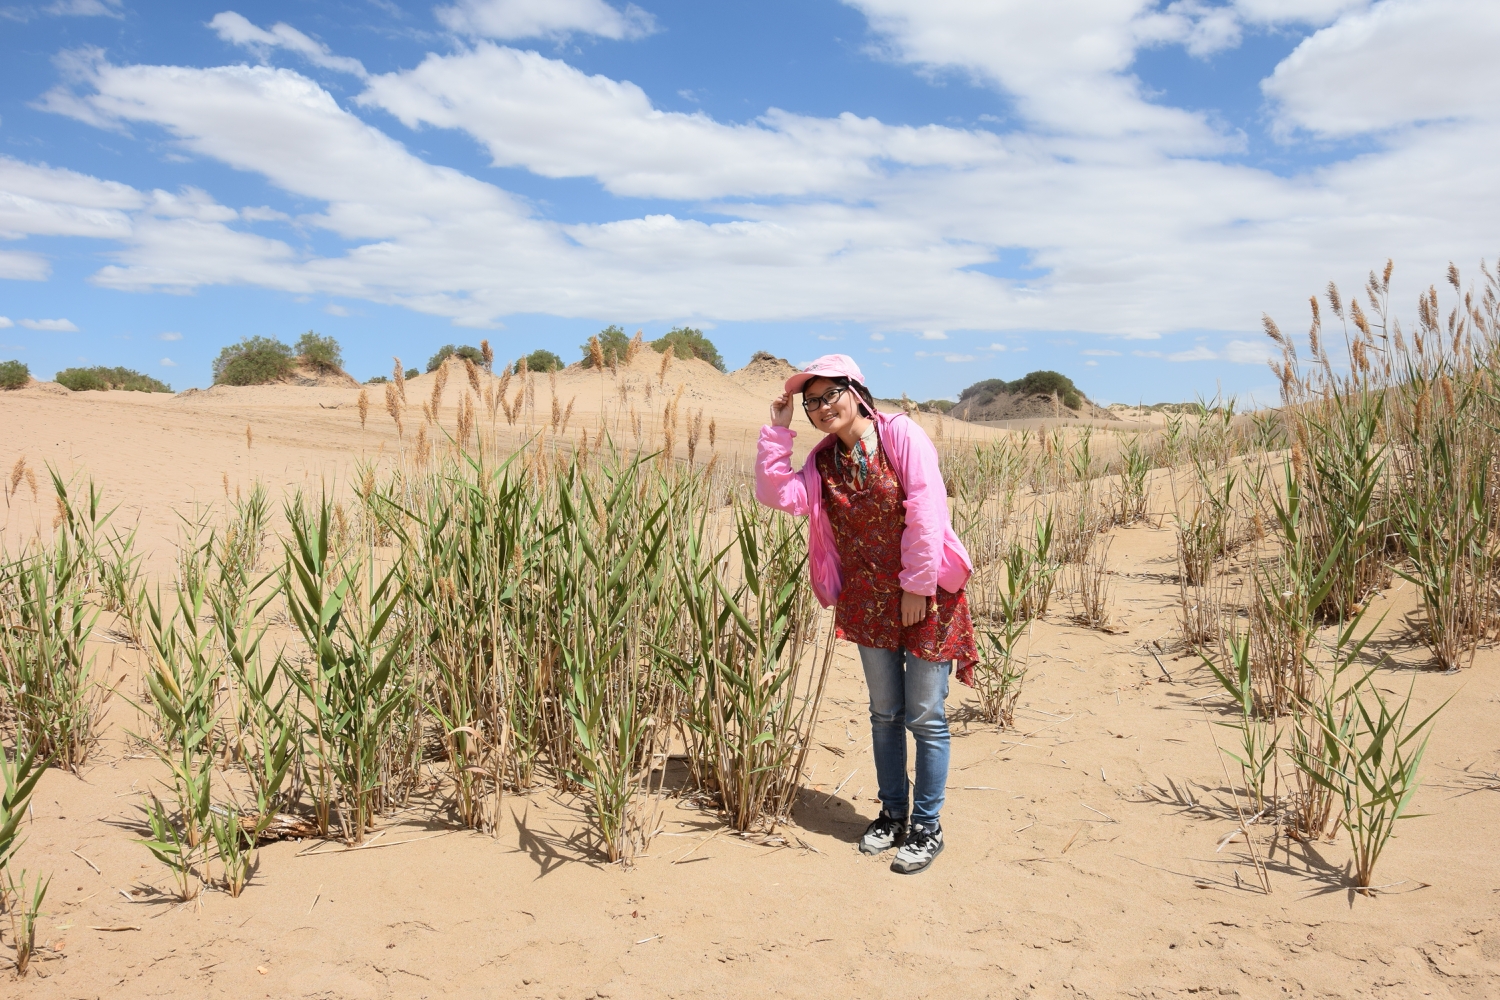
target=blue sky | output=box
[2,0,1497,403]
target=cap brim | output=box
[783,372,818,395]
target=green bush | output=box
[214,336,296,386]
[579,325,631,368]
[518,349,564,373]
[405,367,420,380]
[921,399,954,414]
[56,366,172,393]
[957,370,1083,411]
[295,331,343,373]
[366,375,389,384]
[426,344,484,372]
[0,359,29,389]
[652,327,724,371]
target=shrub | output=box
[366,375,389,384]
[295,331,343,373]
[0,359,29,389]
[405,367,420,380]
[921,399,954,414]
[426,344,484,372]
[214,336,296,386]
[579,325,631,368]
[56,366,172,393]
[957,371,1083,410]
[518,349,564,373]
[652,327,725,371]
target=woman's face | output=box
[803,376,863,436]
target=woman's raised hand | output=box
[770,392,795,428]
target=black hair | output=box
[803,375,874,419]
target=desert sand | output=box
[1,356,1497,999]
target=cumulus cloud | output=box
[1263,0,1500,137]
[20,317,79,331]
[436,0,657,41]
[209,12,369,78]
[0,316,12,327]
[160,356,177,366]
[0,250,51,280]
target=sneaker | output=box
[890,823,943,874]
[859,811,907,855]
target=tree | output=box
[518,349,564,373]
[0,359,29,390]
[426,344,485,372]
[405,367,420,380]
[295,331,344,373]
[214,336,296,386]
[579,325,631,368]
[651,327,725,371]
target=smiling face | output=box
[802,376,865,437]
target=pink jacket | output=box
[754,410,973,609]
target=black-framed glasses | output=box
[802,386,848,413]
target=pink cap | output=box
[783,354,867,396]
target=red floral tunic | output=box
[818,433,978,684]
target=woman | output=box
[755,354,976,875]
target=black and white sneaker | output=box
[859,811,907,855]
[890,823,943,874]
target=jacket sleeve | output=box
[755,425,810,516]
[893,417,949,597]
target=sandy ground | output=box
[3,368,1499,999]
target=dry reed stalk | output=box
[1068,534,1115,629]
[708,418,717,450]
[588,337,605,370]
[422,400,434,425]
[463,356,482,396]
[222,472,230,497]
[384,382,404,438]
[431,361,449,418]
[245,424,253,450]
[393,358,407,403]
[480,339,494,371]
[626,330,644,361]
[658,348,672,387]
[357,388,369,429]
[416,423,430,463]
[687,409,703,465]
[9,455,25,498]
[458,393,475,446]
[26,467,38,502]
[561,397,575,432]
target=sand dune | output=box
[2,364,1497,998]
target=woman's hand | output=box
[900,591,930,627]
[770,392,795,428]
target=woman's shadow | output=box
[789,785,869,845]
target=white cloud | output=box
[436,0,656,40]
[914,350,975,363]
[919,330,947,340]
[209,12,369,79]
[1263,0,1500,137]
[816,333,838,341]
[158,331,182,340]
[358,43,1006,200]
[1081,348,1122,356]
[1085,359,1099,366]
[0,316,12,327]
[160,356,177,366]
[43,0,123,17]
[20,317,79,331]
[986,342,1007,351]
[869,332,885,341]
[1133,340,1271,364]
[324,303,350,316]
[241,205,290,222]
[0,250,51,280]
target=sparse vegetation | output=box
[956,370,1084,412]
[56,365,172,393]
[295,330,344,373]
[1,359,32,389]
[518,348,564,373]
[578,325,631,368]
[214,335,296,386]
[652,326,725,371]
[426,344,484,372]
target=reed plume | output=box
[384,381,404,438]
[480,339,494,371]
[463,356,482,396]
[358,388,369,429]
[393,358,406,403]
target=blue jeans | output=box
[857,645,951,827]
